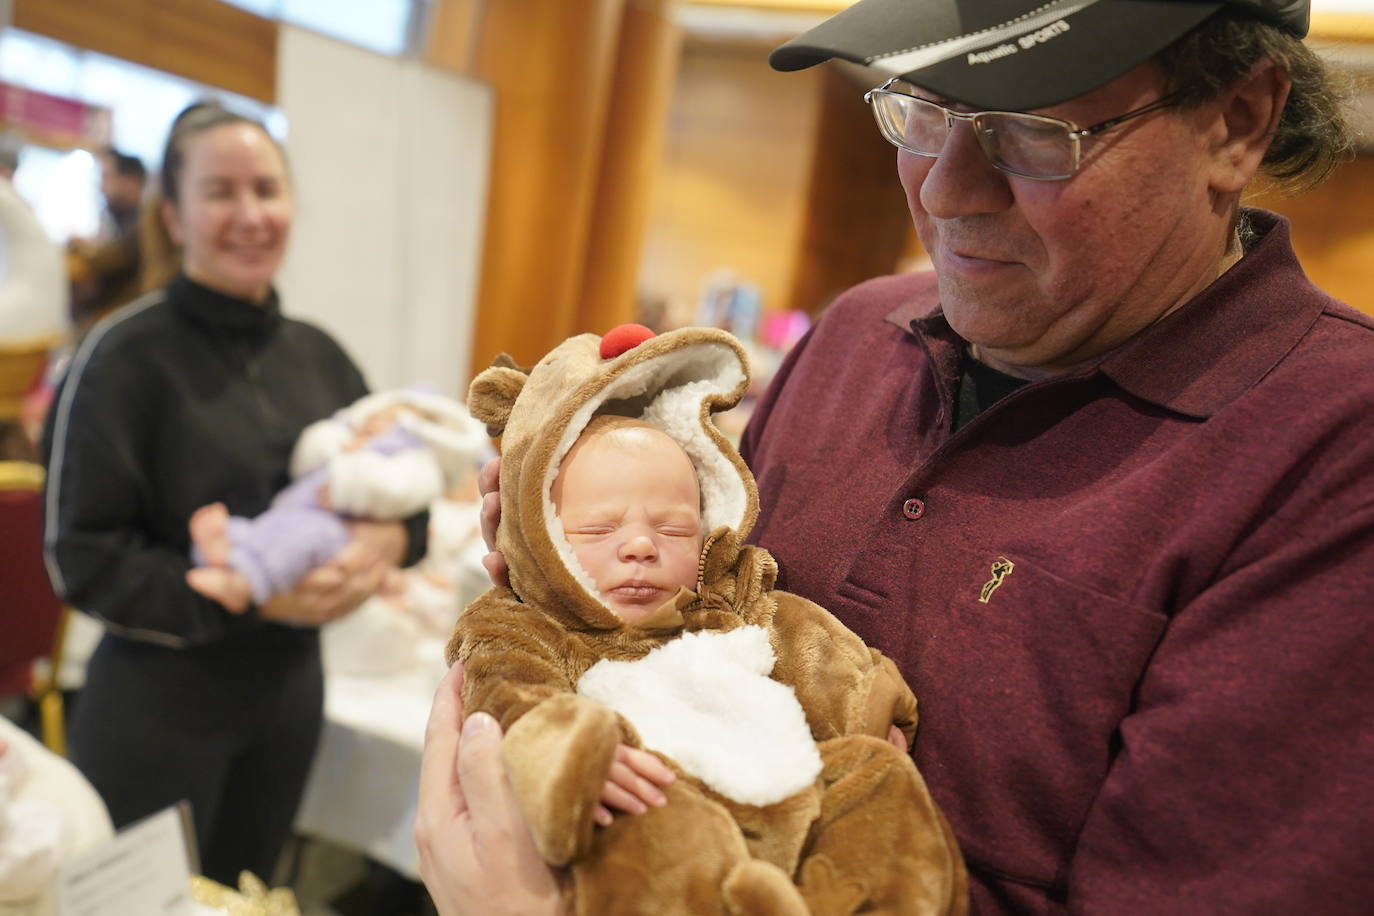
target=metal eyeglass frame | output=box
[863,78,1191,181]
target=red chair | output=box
[0,459,70,755]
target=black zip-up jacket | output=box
[42,274,427,648]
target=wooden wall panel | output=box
[785,64,912,315]
[578,0,682,333]
[13,0,276,103]
[466,0,625,371]
[1250,156,1374,316]
[639,40,821,323]
[423,0,481,76]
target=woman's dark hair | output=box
[1156,12,1355,197]
[158,102,285,204]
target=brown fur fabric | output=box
[448,327,967,915]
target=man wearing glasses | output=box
[416,2,1374,913]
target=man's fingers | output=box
[477,456,501,496]
[419,664,468,820]
[416,664,477,889]
[480,490,501,552]
[456,711,531,847]
[481,550,509,589]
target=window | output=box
[221,0,422,57]
[0,28,280,241]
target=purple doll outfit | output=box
[194,424,424,605]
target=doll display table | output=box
[293,629,449,879]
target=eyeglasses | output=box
[863,78,1189,181]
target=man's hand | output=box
[478,457,509,587]
[415,664,562,916]
[594,743,676,827]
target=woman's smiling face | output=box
[163,122,293,304]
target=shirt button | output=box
[902,498,926,520]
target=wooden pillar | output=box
[576,0,682,334]
[462,0,626,372]
[422,0,483,76]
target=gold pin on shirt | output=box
[979,557,1015,603]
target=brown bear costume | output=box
[448,325,967,915]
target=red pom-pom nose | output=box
[599,324,656,359]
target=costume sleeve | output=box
[448,590,625,866]
[1065,496,1374,913]
[769,590,919,744]
[41,341,252,647]
[447,588,583,732]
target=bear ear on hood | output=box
[467,355,529,438]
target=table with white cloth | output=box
[292,622,450,881]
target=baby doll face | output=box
[553,421,703,623]
[349,404,417,449]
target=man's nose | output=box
[916,120,1013,219]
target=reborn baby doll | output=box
[188,387,486,612]
[448,325,967,915]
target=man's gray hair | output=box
[1156,11,1354,196]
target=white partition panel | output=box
[276,25,491,396]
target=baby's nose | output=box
[618,532,658,562]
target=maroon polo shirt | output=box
[742,211,1374,914]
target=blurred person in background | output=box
[0,133,20,183]
[97,147,146,240]
[42,102,428,885]
[67,147,148,329]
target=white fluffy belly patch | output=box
[576,625,822,806]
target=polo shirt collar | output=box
[885,210,1326,419]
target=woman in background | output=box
[41,104,427,884]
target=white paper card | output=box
[55,804,195,916]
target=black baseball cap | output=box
[769,0,1310,110]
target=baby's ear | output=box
[467,357,528,438]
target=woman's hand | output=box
[415,664,562,916]
[478,457,509,588]
[255,537,391,626]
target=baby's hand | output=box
[594,744,675,827]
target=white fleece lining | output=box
[577,626,823,806]
[543,343,749,609]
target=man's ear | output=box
[1206,57,1291,195]
[160,197,184,246]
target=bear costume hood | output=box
[467,325,756,631]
